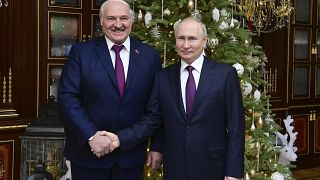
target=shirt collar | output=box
[105,36,130,52]
[180,55,204,73]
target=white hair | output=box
[174,17,207,37]
[99,0,135,21]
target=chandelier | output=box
[238,0,294,34]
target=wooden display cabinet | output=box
[287,0,320,169]
[39,0,104,106]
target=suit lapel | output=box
[94,37,118,88]
[94,37,140,98]
[191,58,217,116]
[169,63,187,120]
[125,38,140,94]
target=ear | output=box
[203,36,208,48]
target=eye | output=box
[106,16,116,21]
[177,36,185,40]
[121,16,129,21]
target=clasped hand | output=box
[88,131,119,158]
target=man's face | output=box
[100,1,132,44]
[175,20,207,64]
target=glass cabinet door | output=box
[295,0,311,24]
[92,0,105,10]
[49,12,81,58]
[48,64,64,101]
[293,66,310,97]
[292,28,312,99]
[294,28,311,61]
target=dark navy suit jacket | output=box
[58,36,162,168]
[118,58,245,179]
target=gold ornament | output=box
[137,10,143,25]
[256,115,264,128]
[253,111,262,118]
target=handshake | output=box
[88,131,120,158]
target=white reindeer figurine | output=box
[275,115,298,165]
[60,160,71,180]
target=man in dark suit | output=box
[105,17,246,179]
[57,0,162,179]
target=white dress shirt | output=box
[180,55,204,112]
[105,36,130,81]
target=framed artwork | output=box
[0,140,14,180]
[48,12,82,58]
[49,0,81,8]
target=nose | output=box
[115,18,122,28]
[182,39,190,48]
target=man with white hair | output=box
[58,0,163,179]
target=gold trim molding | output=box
[1,67,13,104]
[0,125,28,130]
[0,109,19,118]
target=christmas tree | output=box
[127,0,293,179]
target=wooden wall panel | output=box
[293,115,309,155]
[0,0,38,179]
[256,28,289,110]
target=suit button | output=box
[186,124,191,128]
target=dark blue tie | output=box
[185,65,196,115]
[112,45,125,98]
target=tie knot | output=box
[186,65,194,72]
[112,44,124,54]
